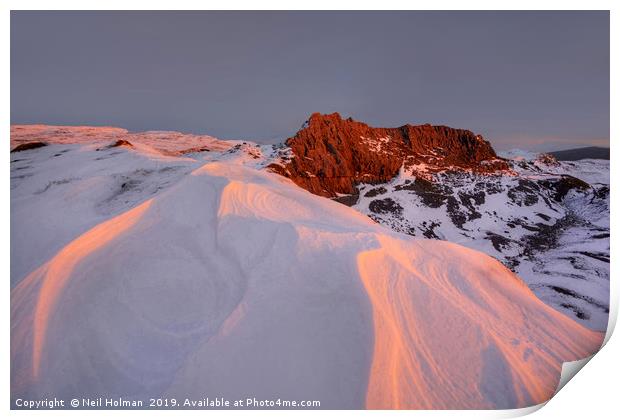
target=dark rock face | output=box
[268,115,608,330]
[109,139,134,148]
[364,186,388,198]
[352,160,609,330]
[539,175,590,202]
[96,139,134,152]
[268,112,508,197]
[369,198,403,215]
[507,179,540,207]
[11,142,48,153]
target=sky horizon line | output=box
[9,117,609,153]
[11,11,609,152]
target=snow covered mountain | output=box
[10,123,606,409]
[263,114,609,331]
[353,157,610,331]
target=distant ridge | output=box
[549,146,609,161]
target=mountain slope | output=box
[256,115,610,331]
[352,156,609,331]
[10,141,203,286]
[11,138,603,409]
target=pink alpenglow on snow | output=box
[10,125,605,409]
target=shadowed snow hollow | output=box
[11,162,603,409]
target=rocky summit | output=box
[268,112,509,199]
[264,114,609,330]
[10,121,610,331]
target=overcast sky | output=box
[11,11,609,151]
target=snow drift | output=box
[11,158,603,409]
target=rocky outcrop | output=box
[268,112,508,197]
[108,139,134,148]
[95,139,134,151]
[11,142,48,153]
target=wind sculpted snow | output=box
[11,153,603,409]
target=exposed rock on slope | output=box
[10,123,610,332]
[268,112,508,197]
[353,156,610,331]
[9,124,608,408]
[11,158,603,409]
[108,139,134,149]
[265,114,609,330]
[11,142,48,153]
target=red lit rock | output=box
[268,112,508,197]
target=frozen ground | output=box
[353,155,610,331]
[10,126,605,409]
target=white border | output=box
[3,2,616,419]
[1,0,618,10]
